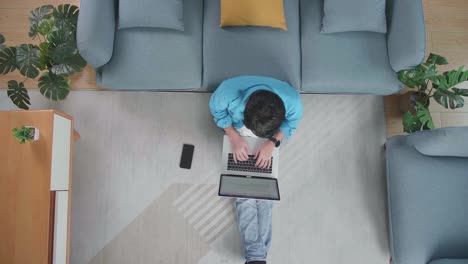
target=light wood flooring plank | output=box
[431,31,468,79]
[425,0,468,33]
[0,0,80,9]
[0,9,31,46]
[426,31,433,54]
[441,113,468,127]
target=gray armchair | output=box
[386,127,468,264]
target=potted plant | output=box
[0,4,87,110]
[397,53,468,133]
[12,126,40,144]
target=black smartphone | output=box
[179,144,195,169]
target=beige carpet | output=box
[0,91,390,264]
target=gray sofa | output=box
[386,127,468,264]
[77,0,425,94]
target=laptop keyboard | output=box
[227,153,273,174]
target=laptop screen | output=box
[219,174,280,201]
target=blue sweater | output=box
[209,76,303,139]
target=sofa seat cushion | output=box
[99,0,202,90]
[386,136,468,264]
[300,0,401,94]
[202,0,301,91]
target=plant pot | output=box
[399,91,430,114]
[25,126,40,141]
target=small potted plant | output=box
[12,126,40,144]
[397,53,468,133]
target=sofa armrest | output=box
[386,136,468,264]
[386,0,426,72]
[407,126,468,157]
[77,0,116,69]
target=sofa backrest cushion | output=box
[429,259,468,264]
[321,0,387,33]
[118,0,184,31]
[407,127,468,158]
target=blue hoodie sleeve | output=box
[209,81,234,129]
[279,93,303,139]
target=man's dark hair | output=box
[244,90,285,138]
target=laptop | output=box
[218,135,281,201]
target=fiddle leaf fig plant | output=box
[0,4,86,110]
[398,53,468,133]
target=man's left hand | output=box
[254,140,275,168]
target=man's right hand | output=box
[224,126,251,163]
[230,136,251,163]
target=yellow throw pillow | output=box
[220,0,288,31]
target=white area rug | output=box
[0,91,389,264]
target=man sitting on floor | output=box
[209,76,303,264]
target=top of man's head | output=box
[244,90,285,138]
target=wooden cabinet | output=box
[0,110,75,264]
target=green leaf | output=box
[52,4,79,31]
[433,89,465,109]
[37,17,55,36]
[452,88,468,97]
[0,47,17,74]
[38,42,52,70]
[426,53,449,65]
[397,62,438,89]
[29,5,53,38]
[431,75,448,88]
[51,43,86,76]
[0,33,5,50]
[16,44,41,78]
[433,66,468,90]
[448,66,464,87]
[403,111,421,133]
[424,64,438,79]
[7,80,31,110]
[460,70,468,84]
[402,103,434,133]
[398,69,425,88]
[38,72,71,101]
[48,27,75,48]
[415,102,434,130]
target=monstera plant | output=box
[398,53,468,133]
[0,4,86,110]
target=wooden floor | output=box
[385,0,468,136]
[1,0,468,136]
